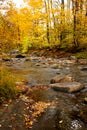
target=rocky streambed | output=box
[1,55,87,130]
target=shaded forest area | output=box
[0,0,87,57]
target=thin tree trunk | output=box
[67,0,70,9]
[50,0,57,42]
[85,0,87,16]
[59,0,64,48]
[16,17,21,48]
[44,0,50,43]
[50,0,56,28]
[17,26,20,47]
[72,0,79,47]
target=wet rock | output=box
[47,58,53,62]
[10,49,19,54]
[62,59,76,66]
[50,64,59,69]
[81,67,87,71]
[35,63,41,66]
[50,82,84,93]
[50,74,74,84]
[11,57,27,63]
[11,58,20,63]
[70,55,77,60]
[78,59,87,65]
[79,107,87,123]
[56,72,61,75]
[2,57,11,61]
[56,107,86,130]
[10,49,20,58]
[70,120,85,130]
[30,56,41,62]
[15,54,25,58]
[42,64,48,68]
[25,57,31,61]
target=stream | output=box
[1,56,87,130]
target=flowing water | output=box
[2,57,87,130]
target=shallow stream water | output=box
[2,57,87,130]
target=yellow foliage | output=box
[0,0,87,52]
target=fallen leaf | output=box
[4,109,9,113]
[11,116,16,121]
[9,99,12,104]
[59,120,63,124]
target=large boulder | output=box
[49,82,84,93]
[50,74,74,84]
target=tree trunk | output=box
[72,0,79,47]
[85,0,87,16]
[44,0,50,43]
[67,0,70,9]
[50,0,58,42]
[59,0,64,48]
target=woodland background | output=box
[0,0,87,54]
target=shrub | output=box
[0,67,18,103]
[75,52,87,59]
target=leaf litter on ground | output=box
[21,95,58,129]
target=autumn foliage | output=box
[0,0,87,53]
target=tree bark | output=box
[67,0,70,9]
[85,0,87,16]
[59,0,64,48]
[44,0,50,43]
[72,0,79,47]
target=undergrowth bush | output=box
[0,67,18,103]
[75,51,87,59]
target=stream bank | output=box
[1,55,87,130]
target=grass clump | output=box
[0,67,18,104]
[75,51,87,59]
